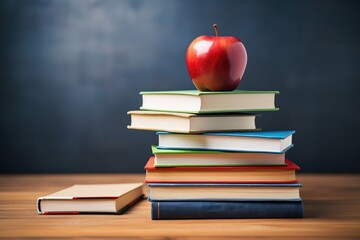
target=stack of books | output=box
[128,90,303,220]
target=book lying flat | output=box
[127,111,258,133]
[148,183,302,201]
[145,156,299,183]
[151,201,304,219]
[37,183,144,214]
[152,146,286,167]
[158,130,295,153]
[140,90,279,114]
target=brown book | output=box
[37,183,144,214]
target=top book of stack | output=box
[140,90,279,114]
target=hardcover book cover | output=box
[140,90,280,96]
[157,130,295,153]
[157,130,295,139]
[151,201,304,219]
[145,157,300,183]
[148,183,302,202]
[37,183,144,214]
[140,90,280,114]
[127,111,258,133]
[152,145,286,167]
[145,157,299,171]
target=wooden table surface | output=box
[0,174,359,239]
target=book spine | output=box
[151,201,304,220]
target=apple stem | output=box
[213,24,219,37]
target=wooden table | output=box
[0,174,359,239]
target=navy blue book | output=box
[151,201,304,220]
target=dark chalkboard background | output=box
[1,0,359,173]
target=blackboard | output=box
[1,0,359,173]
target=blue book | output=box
[151,201,304,220]
[157,131,295,153]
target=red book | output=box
[145,156,299,183]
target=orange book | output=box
[145,157,299,183]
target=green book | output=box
[140,90,279,114]
[151,146,286,167]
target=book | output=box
[158,130,295,153]
[140,90,279,114]
[148,183,302,201]
[151,201,304,219]
[152,146,286,167]
[127,110,258,133]
[145,156,299,183]
[37,183,144,214]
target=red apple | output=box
[186,24,247,91]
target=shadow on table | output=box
[303,199,345,218]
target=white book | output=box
[148,183,302,201]
[152,146,285,167]
[140,90,279,114]
[157,131,295,153]
[128,110,257,133]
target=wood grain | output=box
[0,174,359,239]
